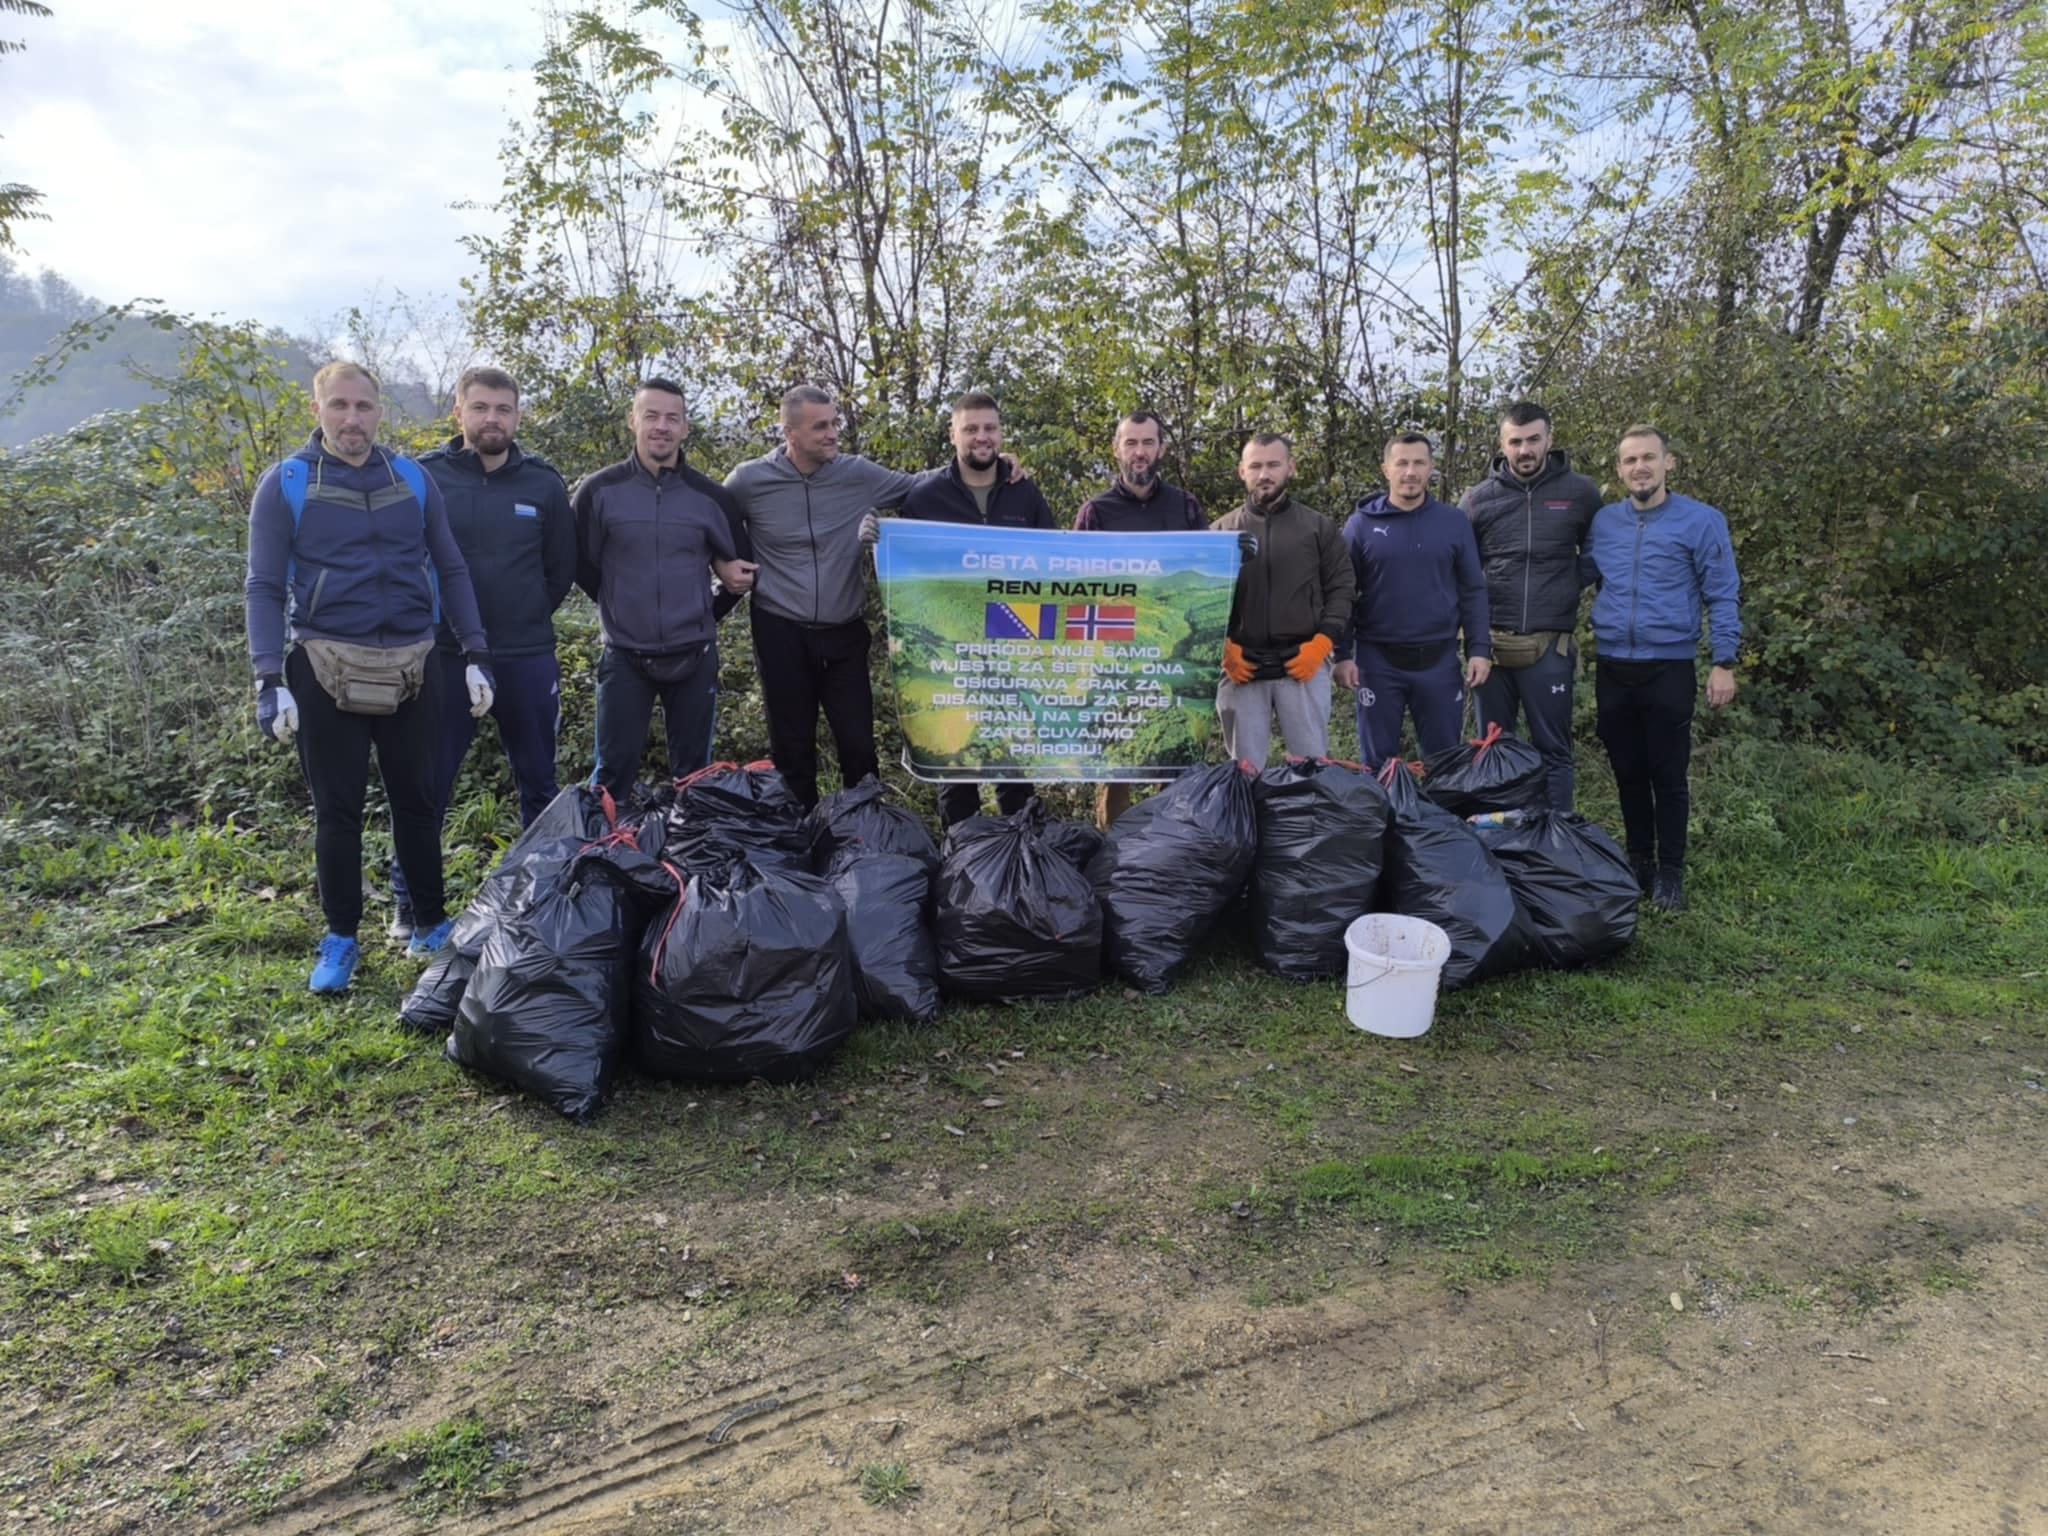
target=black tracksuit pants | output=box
[749,606,879,809]
[1595,657,1696,873]
[288,645,446,937]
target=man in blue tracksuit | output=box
[1335,432,1492,764]
[244,362,494,993]
[1582,424,1742,912]
[388,367,576,939]
[1461,401,1602,810]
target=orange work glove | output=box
[1285,633,1334,682]
[1222,639,1255,685]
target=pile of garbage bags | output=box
[404,728,1643,1120]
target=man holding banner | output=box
[901,391,1056,826]
[1210,434,1354,764]
[1074,410,1207,828]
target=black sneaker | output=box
[387,903,416,942]
[1651,869,1686,912]
[1630,858,1656,898]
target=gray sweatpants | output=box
[1217,665,1332,766]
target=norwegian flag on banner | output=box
[1064,604,1137,641]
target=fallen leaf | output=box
[944,1125,967,1137]
[980,1098,1005,1109]
[1669,1292,1684,1312]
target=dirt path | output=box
[201,1048,2048,1536]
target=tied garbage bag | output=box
[1088,762,1258,993]
[447,839,674,1122]
[1421,722,1548,818]
[401,785,648,1035]
[1375,761,1531,990]
[936,802,1102,1002]
[827,849,941,1023]
[1040,818,1106,873]
[1475,811,1639,968]
[808,776,939,878]
[665,760,812,876]
[1249,758,1389,980]
[634,858,858,1083]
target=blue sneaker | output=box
[406,919,455,960]
[308,933,361,994]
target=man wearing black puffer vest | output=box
[1461,401,1602,811]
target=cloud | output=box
[0,0,547,327]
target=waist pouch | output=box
[1367,640,1453,672]
[619,643,712,686]
[1490,630,1570,669]
[1242,643,1301,683]
[300,638,433,716]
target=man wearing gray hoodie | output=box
[722,386,927,808]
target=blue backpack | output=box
[277,453,439,623]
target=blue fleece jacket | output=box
[1582,493,1742,665]
[1339,492,1492,659]
[244,432,489,681]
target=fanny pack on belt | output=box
[1369,639,1453,671]
[1489,630,1571,669]
[300,638,434,716]
[620,643,711,686]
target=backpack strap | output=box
[388,453,441,627]
[277,459,308,594]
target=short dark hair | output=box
[1116,409,1168,439]
[636,377,686,404]
[1500,400,1550,428]
[781,384,835,421]
[457,366,520,403]
[1244,431,1292,453]
[952,389,1000,415]
[1618,423,1669,450]
[1385,430,1434,456]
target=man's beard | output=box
[1122,465,1156,488]
[963,447,999,472]
[1252,482,1289,508]
[472,428,511,451]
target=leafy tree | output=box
[0,0,50,252]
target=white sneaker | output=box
[387,905,416,942]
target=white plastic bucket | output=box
[1343,914,1452,1038]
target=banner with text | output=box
[876,522,1239,781]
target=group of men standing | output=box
[244,363,1739,995]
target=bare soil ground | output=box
[141,1036,2047,1536]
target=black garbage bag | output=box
[1040,818,1106,872]
[828,849,941,1023]
[808,776,940,877]
[1088,763,1259,993]
[1374,761,1531,990]
[448,840,675,1122]
[665,760,813,877]
[1475,811,1639,968]
[1421,723,1548,817]
[399,949,476,1035]
[634,858,858,1083]
[935,802,1102,1002]
[1249,758,1389,980]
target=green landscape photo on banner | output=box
[876,522,1240,781]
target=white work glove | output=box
[256,678,298,744]
[465,663,495,720]
[859,512,880,547]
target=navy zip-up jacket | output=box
[573,454,741,655]
[1339,492,1492,660]
[1459,449,1601,634]
[419,435,576,658]
[901,457,1055,528]
[1074,478,1204,532]
[1583,493,1742,665]
[244,431,488,681]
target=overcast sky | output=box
[2,0,549,330]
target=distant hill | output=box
[0,259,441,447]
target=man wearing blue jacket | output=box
[244,362,495,992]
[576,378,756,794]
[388,367,576,940]
[1334,433,1492,764]
[1583,425,1742,912]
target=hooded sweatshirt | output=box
[419,435,576,658]
[1459,448,1602,634]
[723,448,929,626]
[244,431,488,681]
[1339,492,1492,660]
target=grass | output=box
[858,1459,921,1507]
[0,736,2042,1517]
